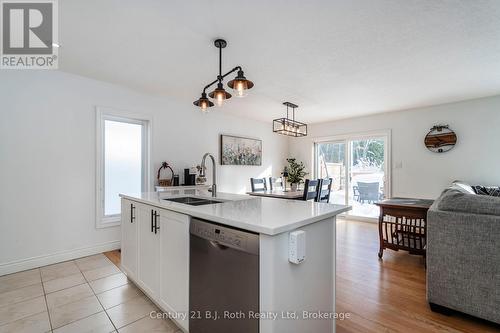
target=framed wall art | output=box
[220,134,262,166]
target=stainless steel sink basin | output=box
[162,196,223,206]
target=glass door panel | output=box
[315,133,389,220]
[316,141,346,206]
[348,138,385,218]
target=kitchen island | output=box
[120,188,350,333]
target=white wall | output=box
[0,71,287,274]
[289,96,500,200]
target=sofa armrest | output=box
[427,209,500,324]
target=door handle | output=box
[130,204,135,223]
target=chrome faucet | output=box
[200,153,217,197]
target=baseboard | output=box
[342,215,378,223]
[0,240,121,276]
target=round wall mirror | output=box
[424,125,457,153]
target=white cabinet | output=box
[159,210,190,332]
[137,205,161,300]
[121,199,138,279]
[120,198,190,332]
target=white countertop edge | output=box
[119,193,351,235]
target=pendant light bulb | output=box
[235,80,247,97]
[228,70,253,98]
[193,92,214,111]
[200,100,209,112]
[215,90,225,106]
[209,82,232,107]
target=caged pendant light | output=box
[193,39,254,112]
[273,102,308,137]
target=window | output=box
[96,108,151,227]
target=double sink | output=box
[163,196,224,206]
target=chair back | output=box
[317,178,333,203]
[269,177,283,191]
[302,179,320,201]
[357,182,380,202]
[250,178,267,192]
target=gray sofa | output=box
[427,181,500,324]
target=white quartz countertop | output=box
[120,188,351,235]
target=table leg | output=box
[378,211,384,259]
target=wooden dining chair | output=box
[269,177,284,191]
[301,179,320,201]
[250,178,267,192]
[317,178,333,203]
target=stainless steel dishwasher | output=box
[190,218,259,333]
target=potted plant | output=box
[286,158,308,191]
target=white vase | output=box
[291,183,298,192]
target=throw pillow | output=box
[472,185,500,197]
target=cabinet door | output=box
[121,199,138,279]
[159,210,190,332]
[137,206,160,300]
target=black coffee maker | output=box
[184,168,196,186]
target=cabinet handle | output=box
[154,211,160,234]
[130,204,135,223]
[151,209,154,233]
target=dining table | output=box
[246,189,304,200]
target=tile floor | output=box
[0,254,181,333]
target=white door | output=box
[137,206,160,299]
[121,199,138,278]
[159,210,190,332]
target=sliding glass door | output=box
[316,141,347,207]
[315,132,390,219]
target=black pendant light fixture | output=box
[273,102,308,137]
[193,39,254,112]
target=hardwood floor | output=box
[336,219,499,333]
[104,248,121,267]
[105,219,500,333]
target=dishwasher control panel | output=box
[190,218,259,255]
[197,225,244,248]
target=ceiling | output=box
[59,0,500,123]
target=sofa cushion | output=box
[437,189,500,216]
[472,185,500,197]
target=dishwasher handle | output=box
[210,240,228,250]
